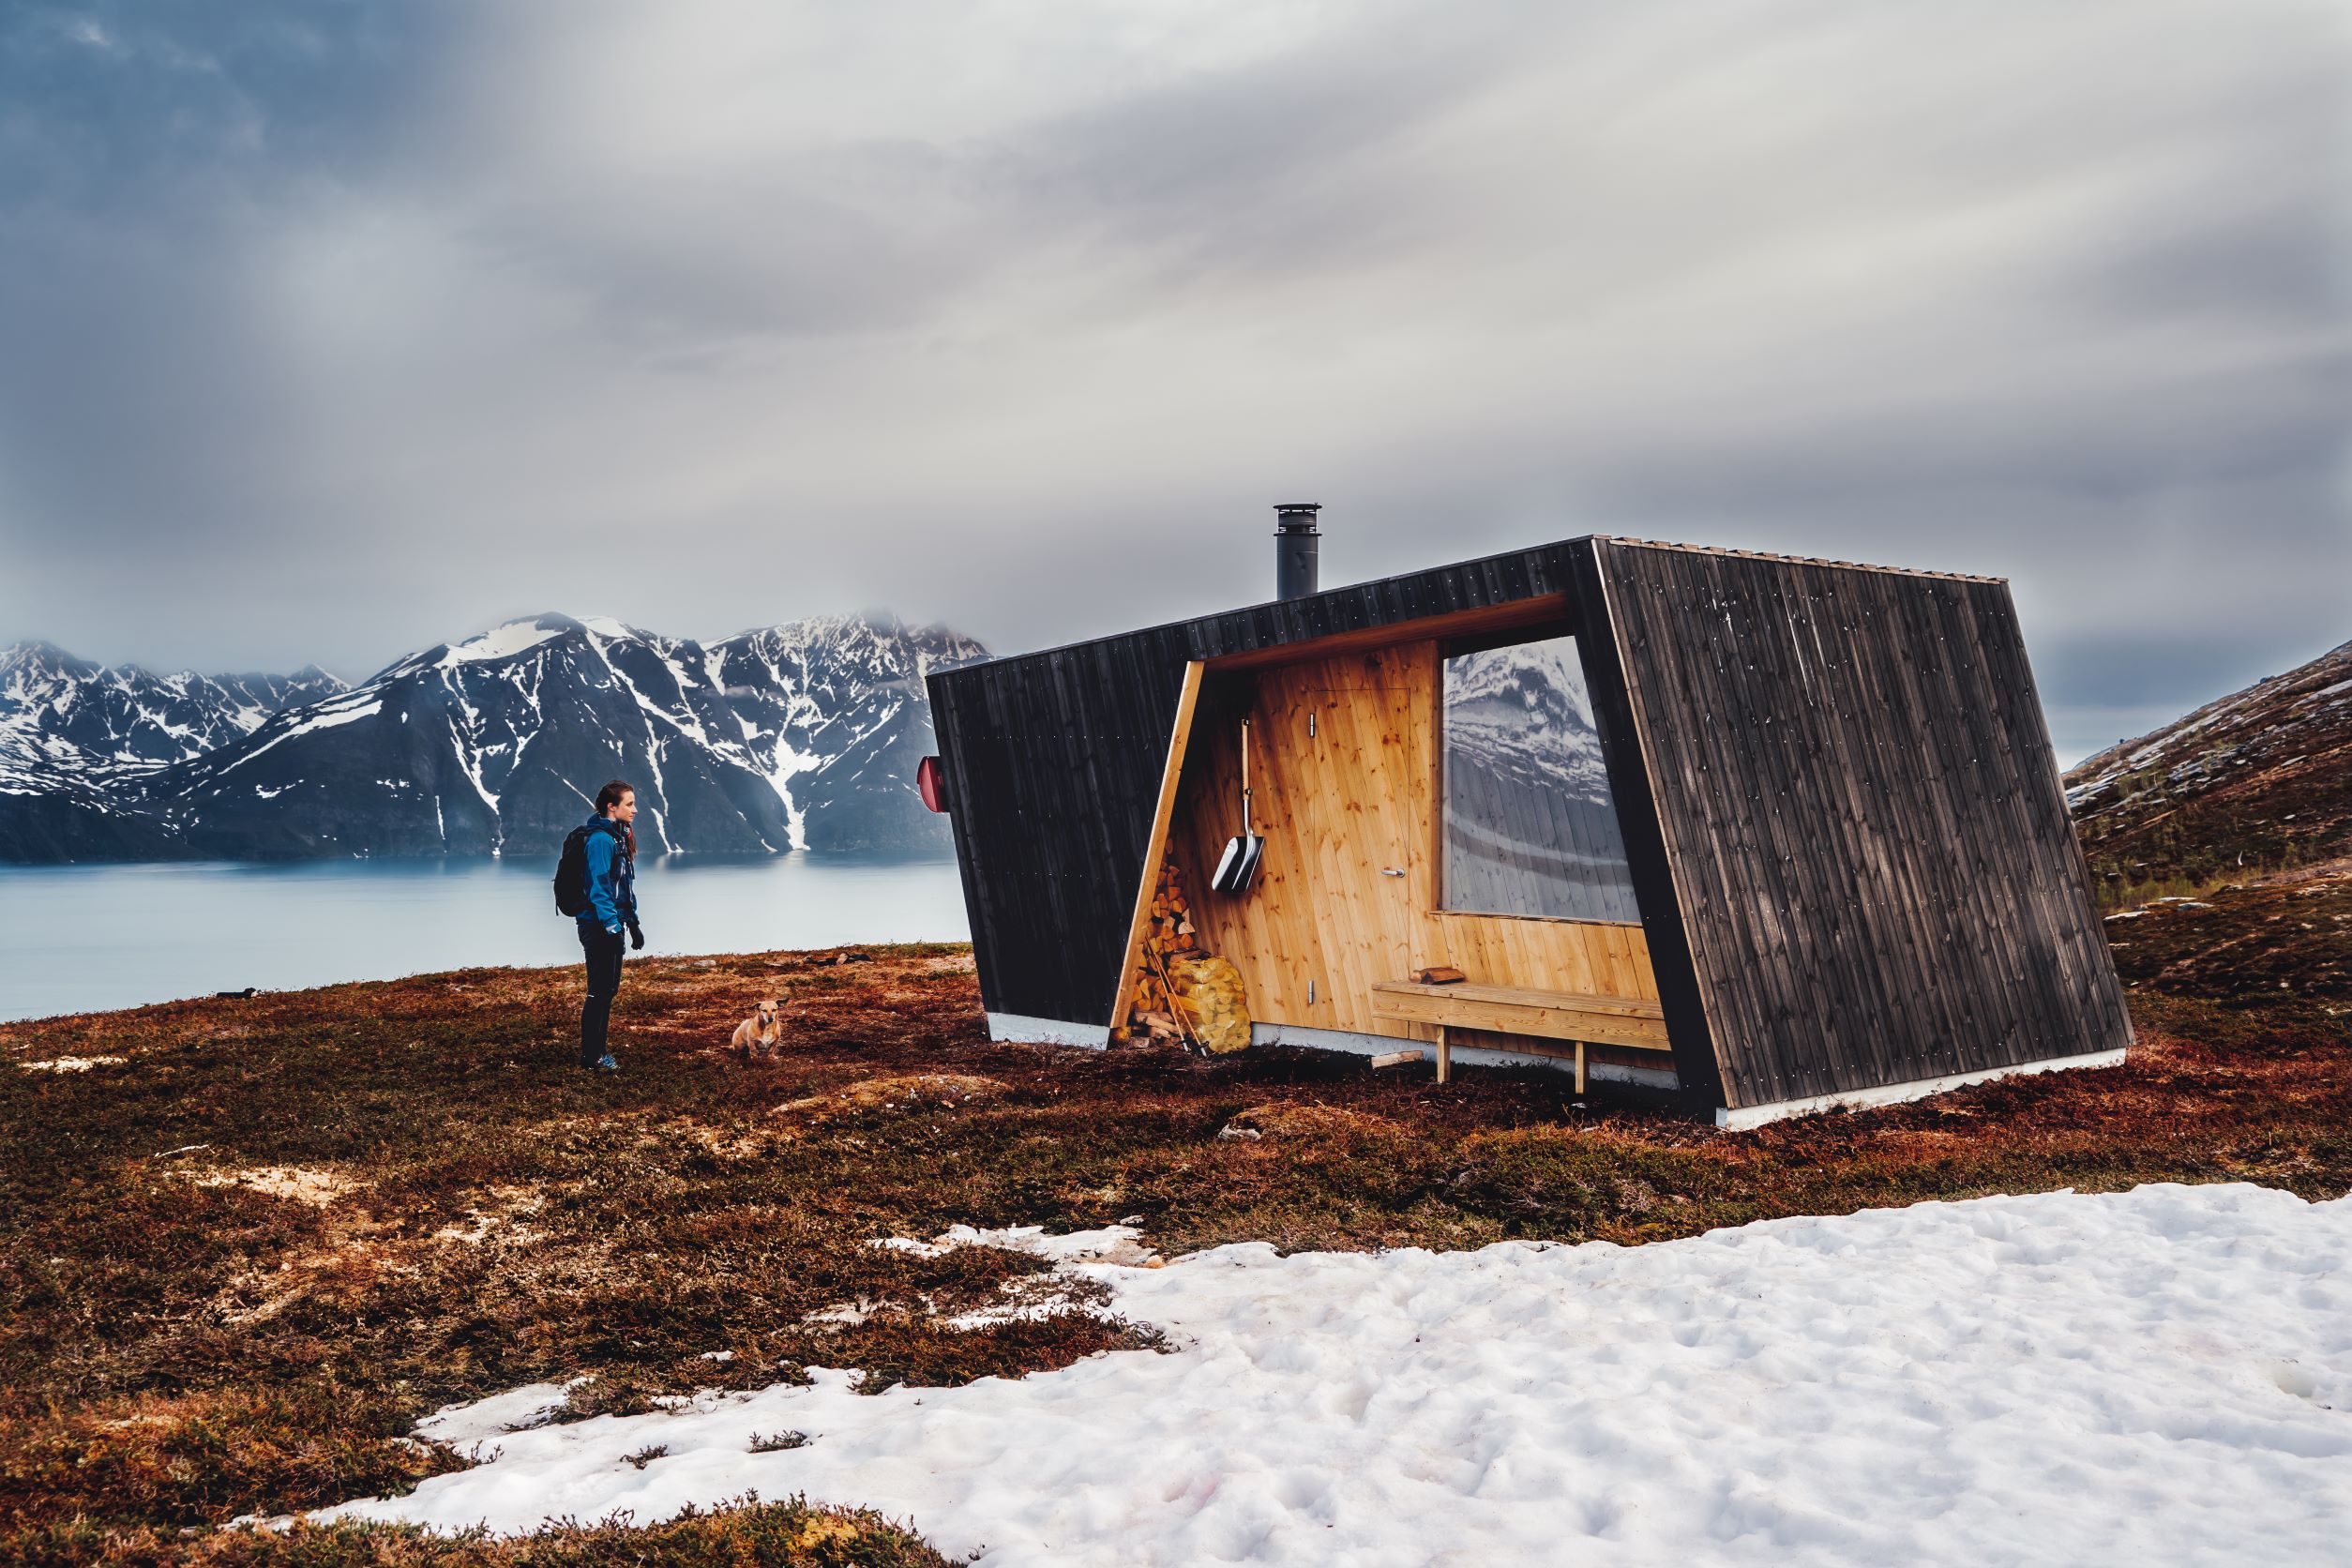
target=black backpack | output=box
[553,825,596,916]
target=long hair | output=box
[594,778,637,862]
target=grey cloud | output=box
[0,0,2343,766]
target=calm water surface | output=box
[0,854,970,1022]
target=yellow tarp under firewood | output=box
[1167,955,1251,1055]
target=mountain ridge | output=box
[0,611,988,863]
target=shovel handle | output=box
[1241,718,1252,834]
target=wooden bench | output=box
[1369,980,1672,1092]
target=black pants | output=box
[578,923,626,1065]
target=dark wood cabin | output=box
[923,532,2131,1127]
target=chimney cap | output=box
[1274,503,1321,529]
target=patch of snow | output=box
[211,695,384,776]
[324,1184,2352,1565]
[2123,701,2235,768]
[19,1055,127,1072]
[803,1299,889,1327]
[865,1224,1157,1266]
[439,620,568,667]
[764,735,822,851]
[446,709,504,826]
[415,1380,591,1450]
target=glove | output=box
[627,922,645,951]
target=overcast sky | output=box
[1,1,2344,762]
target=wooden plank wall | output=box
[1592,539,2132,1109]
[1170,641,1657,1041]
[927,627,1194,1023]
[928,544,1587,1027]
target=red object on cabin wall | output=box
[917,755,949,814]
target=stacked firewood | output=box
[1125,857,1252,1053]
[1125,856,1202,1046]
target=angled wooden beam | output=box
[1107,659,1206,1037]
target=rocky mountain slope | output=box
[0,642,348,861]
[2064,636,2351,907]
[1,613,986,862]
[0,641,345,779]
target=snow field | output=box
[438,618,571,667]
[323,1184,2352,1565]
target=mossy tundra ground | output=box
[4,923,2346,1565]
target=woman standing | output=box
[575,778,643,1071]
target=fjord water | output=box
[0,853,970,1022]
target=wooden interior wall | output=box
[1170,641,1658,1042]
[1592,539,2133,1109]
[928,541,1583,1029]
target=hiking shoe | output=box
[585,1055,619,1073]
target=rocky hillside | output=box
[2064,637,2351,907]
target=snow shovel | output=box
[1211,717,1265,895]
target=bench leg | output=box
[1576,1040,1587,1096]
[1436,1026,1450,1085]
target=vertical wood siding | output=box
[1591,540,2132,1109]
[1170,642,1658,1041]
[928,548,1577,1026]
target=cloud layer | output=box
[2,0,2344,760]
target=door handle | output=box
[1380,867,1406,878]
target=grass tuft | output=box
[12,1495,950,1566]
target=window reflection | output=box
[1441,634,1639,923]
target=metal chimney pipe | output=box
[1274,504,1321,601]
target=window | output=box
[1440,633,1639,923]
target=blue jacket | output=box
[579,815,638,933]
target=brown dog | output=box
[730,1000,783,1060]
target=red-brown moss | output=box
[2,938,2344,1563]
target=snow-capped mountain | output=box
[0,640,345,781]
[0,642,348,861]
[708,615,987,852]
[6,611,986,862]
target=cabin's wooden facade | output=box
[925,536,2131,1125]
